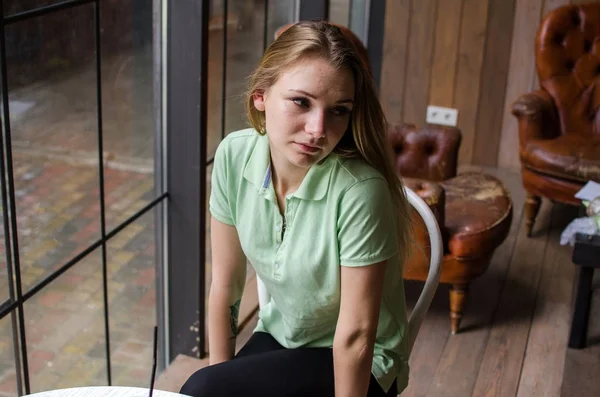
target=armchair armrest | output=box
[511,90,561,144]
[388,123,462,182]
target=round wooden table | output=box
[25,386,188,397]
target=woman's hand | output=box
[333,260,387,397]
[208,216,247,365]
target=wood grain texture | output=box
[380,0,411,124]
[428,0,463,108]
[453,0,491,164]
[498,0,544,168]
[471,198,553,397]
[402,283,451,397]
[425,168,525,397]
[402,0,438,125]
[472,0,516,167]
[515,204,576,397]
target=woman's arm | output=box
[208,216,247,365]
[333,260,387,397]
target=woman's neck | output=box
[270,154,309,198]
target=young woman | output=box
[181,20,412,397]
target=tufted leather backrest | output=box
[387,123,462,182]
[537,3,600,136]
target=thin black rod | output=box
[0,193,168,321]
[93,0,112,385]
[0,43,22,394]
[148,325,158,397]
[206,156,214,167]
[220,0,228,140]
[3,0,93,25]
[0,0,30,391]
[263,0,269,52]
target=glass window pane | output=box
[329,0,351,27]
[329,0,367,43]
[0,314,20,397]
[224,0,267,136]
[107,210,160,386]
[100,0,158,231]
[25,249,107,393]
[207,0,276,160]
[6,4,101,292]
[206,0,295,161]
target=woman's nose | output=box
[306,110,326,138]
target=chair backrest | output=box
[536,3,600,136]
[256,186,443,354]
[387,123,462,182]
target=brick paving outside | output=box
[0,153,157,396]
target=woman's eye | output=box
[332,107,351,116]
[292,98,309,108]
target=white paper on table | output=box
[574,180,600,201]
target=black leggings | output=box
[180,332,398,397]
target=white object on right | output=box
[574,180,600,201]
[560,217,599,246]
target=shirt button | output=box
[276,224,281,232]
[275,263,281,269]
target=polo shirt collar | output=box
[242,132,333,201]
[293,157,332,201]
[242,132,271,193]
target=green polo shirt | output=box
[209,128,409,392]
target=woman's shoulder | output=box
[218,128,261,151]
[330,156,387,189]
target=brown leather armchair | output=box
[389,124,513,333]
[512,3,600,237]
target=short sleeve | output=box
[209,141,235,225]
[337,178,399,267]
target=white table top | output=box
[25,386,189,397]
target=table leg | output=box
[569,267,594,349]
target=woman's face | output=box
[253,56,355,170]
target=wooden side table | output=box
[569,232,600,349]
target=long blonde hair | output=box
[246,20,412,262]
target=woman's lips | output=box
[296,142,320,153]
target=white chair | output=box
[256,186,443,354]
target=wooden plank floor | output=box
[156,167,600,396]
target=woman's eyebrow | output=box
[288,89,354,105]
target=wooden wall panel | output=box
[453,0,491,164]
[401,0,437,126]
[428,0,462,108]
[473,0,517,166]
[380,0,410,124]
[380,0,584,169]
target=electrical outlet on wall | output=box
[426,105,458,127]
